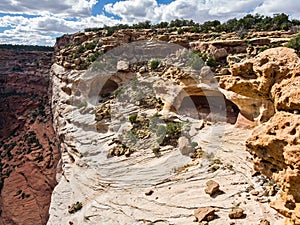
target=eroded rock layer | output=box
[220,47,300,224]
[0,49,60,225]
[47,35,287,225]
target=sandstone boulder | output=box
[229,208,245,219]
[246,112,300,224]
[117,60,130,72]
[271,70,300,112]
[194,207,215,222]
[178,136,193,155]
[205,180,220,196]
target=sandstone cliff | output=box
[0,49,60,225]
[220,47,300,224]
[46,30,300,225]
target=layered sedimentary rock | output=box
[0,49,60,225]
[220,47,300,224]
[47,33,286,225]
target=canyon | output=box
[0,49,60,225]
[0,28,299,225]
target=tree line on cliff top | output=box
[0,44,54,51]
[85,13,300,35]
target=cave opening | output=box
[98,79,119,103]
[178,95,240,124]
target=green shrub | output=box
[152,147,160,154]
[177,28,184,34]
[286,33,300,53]
[189,54,205,70]
[77,101,87,109]
[194,52,208,62]
[149,59,160,70]
[166,122,182,136]
[156,122,182,146]
[129,114,138,124]
[68,202,83,214]
[77,45,85,54]
[191,142,198,148]
[190,26,200,33]
[85,41,96,50]
[87,52,99,62]
[206,57,217,68]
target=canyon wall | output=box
[0,49,60,225]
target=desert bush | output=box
[77,101,87,109]
[68,202,83,214]
[77,45,85,54]
[149,59,160,70]
[129,114,138,124]
[85,41,96,50]
[177,28,184,34]
[152,147,160,154]
[156,122,182,146]
[286,33,300,53]
[206,57,217,68]
[191,142,198,148]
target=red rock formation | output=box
[0,49,60,225]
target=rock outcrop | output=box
[1,28,299,225]
[220,47,299,123]
[247,111,300,225]
[0,49,60,225]
[220,47,300,224]
[47,30,289,224]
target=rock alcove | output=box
[178,95,240,124]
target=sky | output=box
[0,0,299,46]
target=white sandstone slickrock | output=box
[47,42,285,225]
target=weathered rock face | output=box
[219,47,299,123]
[220,47,300,224]
[0,49,60,225]
[47,36,286,225]
[247,112,300,225]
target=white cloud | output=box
[0,14,119,45]
[0,15,30,27]
[0,28,55,46]
[105,0,160,22]
[254,0,300,19]
[104,0,300,23]
[104,0,266,23]
[0,0,97,17]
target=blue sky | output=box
[0,0,299,46]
